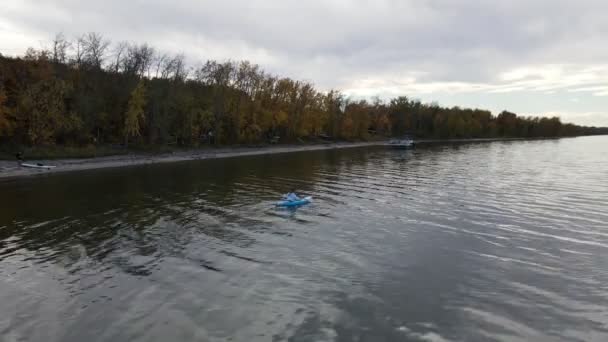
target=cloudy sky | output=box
[1,0,607,126]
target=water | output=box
[1,136,607,342]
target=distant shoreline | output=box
[0,137,586,180]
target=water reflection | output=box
[1,136,608,341]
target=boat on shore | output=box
[387,136,415,149]
[20,163,56,169]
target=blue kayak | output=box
[276,196,312,207]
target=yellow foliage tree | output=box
[124,80,147,146]
[273,110,288,131]
[19,79,67,145]
[340,113,354,139]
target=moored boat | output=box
[20,163,56,169]
[387,136,414,149]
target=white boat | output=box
[388,136,414,149]
[20,163,56,169]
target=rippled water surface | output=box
[1,136,608,342]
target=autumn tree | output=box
[0,33,604,150]
[124,80,147,146]
[18,79,73,145]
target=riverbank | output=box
[0,136,579,179]
[0,141,384,179]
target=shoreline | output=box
[0,142,384,179]
[0,137,577,180]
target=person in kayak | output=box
[284,189,301,202]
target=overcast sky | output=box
[1,0,607,126]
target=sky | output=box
[1,0,607,126]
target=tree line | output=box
[0,32,606,148]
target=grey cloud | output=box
[1,0,607,124]
[5,1,607,69]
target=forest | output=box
[1,33,606,150]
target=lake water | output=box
[1,136,607,342]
